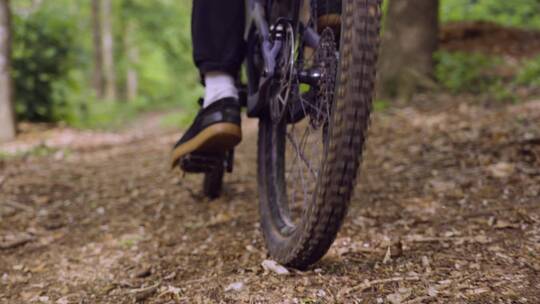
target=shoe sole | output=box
[171,122,242,168]
[318,14,341,29]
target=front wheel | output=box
[257,0,382,269]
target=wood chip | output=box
[383,246,392,264]
[129,283,160,301]
[0,234,34,250]
[488,162,515,178]
[261,260,290,276]
[344,276,421,295]
[494,219,519,229]
[3,201,34,213]
[133,266,152,278]
[224,282,245,292]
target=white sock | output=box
[203,72,238,108]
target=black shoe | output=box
[317,0,341,29]
[171,97,242,169]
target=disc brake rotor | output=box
[310,28,338,129]
[270,21,296,123]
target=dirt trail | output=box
[1,97,539,303]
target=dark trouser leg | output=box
[191,0,246,79]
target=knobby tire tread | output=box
[258,0,382,269]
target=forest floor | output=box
[1,93,539,303]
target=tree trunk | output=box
[124,21,138,102]
[101,0,116,101]
[0,0,16,142]
[91,0,104,99]
[378,0,439,100]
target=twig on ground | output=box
[0,234,35,250]
[442,205,540,225]
[403,296,435,304]
[405,235,489,244]
[128,282,160,301]
[4,201,34,213]
[344,276,421,295]
[157,285,182,301]
[356,247,385,254]
[183,277,213,286]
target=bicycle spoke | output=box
[266,12,338,227]
[286,131,318,180]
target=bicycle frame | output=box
[244,0,321,117]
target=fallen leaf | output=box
[387,292,404,304]
[0,233,34,250]
[129,283,159,301]
[383,246,392,264]
[132,266,152,278]
[494,219,519,229]
[261,260,290,276]
[488,162,515,178]
[224,282,245,292]
[468,287,489,295]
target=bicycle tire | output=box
[257,0,382,269]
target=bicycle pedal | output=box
[225,149,234,173]
[180,152,225,173]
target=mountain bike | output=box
[185,0,382,269]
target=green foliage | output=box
[515,55,540,87]
[68,99,144,130]
[66,97,190,130]
[374,100,390,112]
[437,1,539,102]
[10,0,201,128]
[116,0,201,107]
[441,0,540,29]
[435,51,516,101]
[160,109,198,129]
[0,145,69,160]
[11,10,77,122]
[435,51,500,93]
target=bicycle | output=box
[180,0,382,269]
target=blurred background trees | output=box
[0,0,539,142]
[379,0,540,100]
[2,0,199,134]
[0,0,16,141]
[91,0,104,100]
[378,0,440,100]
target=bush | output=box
[441,0,540,29]
[515,55,540,87]
[9,0,201,129]
[435,51,517,101]
[435,51,501,94]
[11,11,77,122]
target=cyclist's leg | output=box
[171,0,246,168]
[192,0,246,107]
